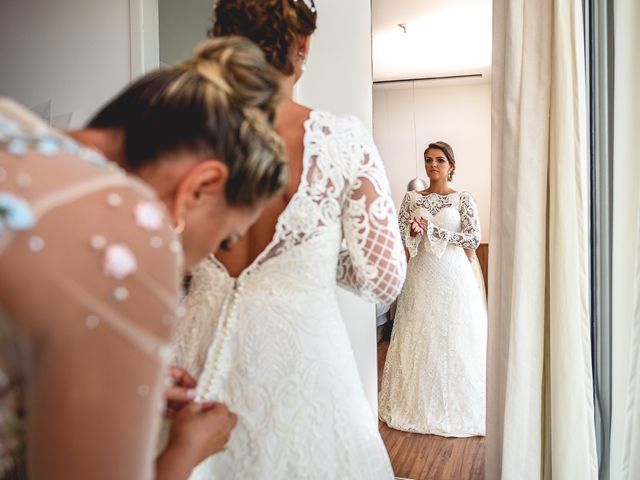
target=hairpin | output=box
[293,0,316,14]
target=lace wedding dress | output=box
[0,99,181,479]
[171,111,406,479]
[378,191,487,437]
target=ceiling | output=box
[372,0,492,82]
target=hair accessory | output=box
[293,0,316,13]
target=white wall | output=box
[373,80,492,241]
[610,0,640,475]
[296,0,380,417]
[0,0,132,128]
[296,0,373,130]
[158,0,211,66]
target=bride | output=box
[378,141,487,437]
[170,0,407,478]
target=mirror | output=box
[372,0,492,478]
[148,0,492,478]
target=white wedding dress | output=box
[378,191,487,437]
[171,111,407,479]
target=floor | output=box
[377,341,485,480]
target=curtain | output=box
[612,0,640,478]
[487,0,598,478]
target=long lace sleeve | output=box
[336,119,407,305]
[397,192,422,258]
[424,192,481,254]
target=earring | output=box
[298,51,307,72]
[173,216,185,235]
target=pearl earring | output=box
[298,51,307,72]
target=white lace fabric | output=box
[399,191,481,258]
[172,111,405,479]
[379,190,487,437]
[0,100,182,479]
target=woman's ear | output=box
[299,35,311,58]
[172,160,229,223]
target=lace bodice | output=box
[172,111,404,479]
[398,191,481,258]
[0,99,182,479]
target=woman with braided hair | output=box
[0,37,287,479]
[172,0,406,478]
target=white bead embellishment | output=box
[28,235,44,252]
[137,384,150,397]
[107,193,123,207]
[157,345,172,362]
[169,240,182,254]
[103,244,138,279]
[196,280,241,402]
[16,172,32,188]
[90,234,107,250]
[113,286,130,302]
[150,236,163,248]
[85,315,100,329]
[134,201,164,231]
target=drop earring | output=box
[298,51,307,72]
[173,216,185,235]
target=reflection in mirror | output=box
[372,1,492,478]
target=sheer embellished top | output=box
[0,99,182,479]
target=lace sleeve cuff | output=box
[424,221,450,258]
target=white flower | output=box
[103,244,138,280]
[134,201,164,231]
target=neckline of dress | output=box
[208,110,322,282]
[414,190,460,198]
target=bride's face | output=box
[424,148,450,182]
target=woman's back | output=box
[175,107,405,479]
[215,99,310,277]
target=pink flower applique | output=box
[103,244,138,280]
[134,201,164,231]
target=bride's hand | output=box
[164,366,197,419]
[409,218,427,236]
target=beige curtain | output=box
[611,0,640,478]
[487,0,598,478]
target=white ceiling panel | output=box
[372,0,492,82]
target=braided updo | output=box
[89,36,287,206]
[211,0,318,76]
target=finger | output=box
[163,408,178,419]
[167,400,190,412]
[169,367,198,388]
[165,386,197,403]
[228,412,238,429]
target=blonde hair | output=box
[89,36,288,205]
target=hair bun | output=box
[212,0,317,76]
